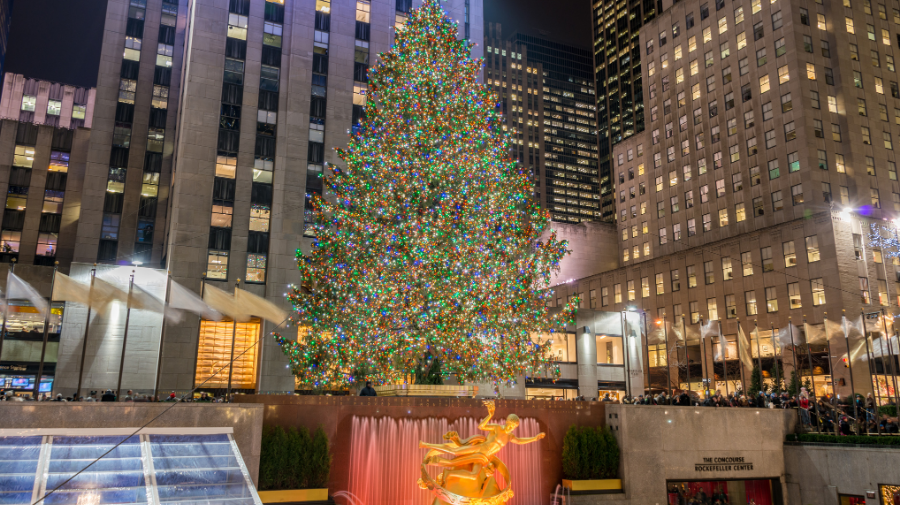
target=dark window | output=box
[225,38,247,59]
[121,60,140,80]
[138,197,157,219]
[355,21,370,41]
[222,84,243,105]
[153,67,171,86]
[397,0,412,12]
[308,142,324,163]
[208,228,232,250]
[251,183,273,205]
[259,91,279,111]
[261,45,281,66]
[700,3,709,19]
[315,11,330,31]
[313,53,328,74]
[133,243,152,263]
[255,136,276,156]
[213,177,236,201]
[39,214,61,233]
[247,231,269,253]
[158,25,175,45]
[126,17,144,38]
[16,124,38,145]
[264,1,284,22]
[310,96,326,118]
[686,13,695,28]
[97,240,118,262]
[104,193,124,214]
[51,129,73,151]
[1,210,24,230]
[149,107,167,128]
[217,130,240,152]
[8,167,31,187]
[352,104,366,125]
[144,152,163,173]
[354,63,368,82]
[109,147,129,167]
[45,171,67,191]
[228,0,250,15]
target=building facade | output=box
[551,0,900,403]
[592,0,659,221]
[486,25,601,224]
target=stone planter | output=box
[373,384,478,397]
[257,489,329,503]
[562,479,623,493]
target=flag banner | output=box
[6,272,48,317]
[647,320,666,345]
[737,324,754,371]
[701,320,723,361]
[775,323,804,350]
[871,335,900,357]
[669,320,685,342]
[90,277,130,312]
[843,315,871,364]
[203,283,250,322]
[169,281,221,321]
[51,272,92,305]
[234,288,288,325]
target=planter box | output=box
[373,384,478,397]
[257,489,328,503]
[562,479,623,494]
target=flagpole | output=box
[822,315,837,407]
[754,320,762,389]
[115,271,135,399]
[663,316,672,399]
[683,314,691,398]
[719,320,729,397]
[226,278,240,402]
[699,316,708,398]
[620,311,630,398]
[788,317,798,384]
[642,311,650,398]
[771,322,779,394]
[884,312,900,410]
[32,262,58,399]
[0,259,15,368]
[803,315,823,432]
[879,308,900,412]
[75,265,97,400]
[153,271,172,401]
[861,309,883,436]
[737,319,746,394]
[841,311,860,430]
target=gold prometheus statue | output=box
[417,400,545,505]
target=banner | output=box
[234,288,288,325]
[168,281,221,321]
[6,272,48,317]
[203,283,250,322]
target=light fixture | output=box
[132,261,143,266]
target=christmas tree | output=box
[275,0,577,388]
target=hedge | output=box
[786,433,900,446]
[561,425,620,480]
[259,425,332,490]
[879,405,898,417]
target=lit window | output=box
[195,318,260,388]
[759,75,770,93]
[21,95,36,112]
[777,65,789,84]
[247,254,267,283]
[216,155,237,179]
[0,231,21,253]
[250,204,271,232]
[206,250,229,280]
[119,79,137,104]
[36,233,58,258]
[211,202,234,228]
[811,279,826,305]
[13,145,35,168]
[356,0,371,22]
[152,85,169,109]
[156,43,174,67]
[228,13,249,40]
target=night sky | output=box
[5,0,108,88]
[484,0,593,49]
[2,0,591,89]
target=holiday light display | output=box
[274,0,578,388]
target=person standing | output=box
[359,381,378,397]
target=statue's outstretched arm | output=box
[510,433,546,445]
[478,400,496,431]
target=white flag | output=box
[234,288,288,325]
[51,271,91,305]
[6,272,48,317]
[128,283,185,323]
[168,281,221,321]
[203,283,250,322]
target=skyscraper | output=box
[592,0,659,221]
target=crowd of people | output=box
[596,388,899,435]
[0,389,228,403]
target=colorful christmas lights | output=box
[274,0,577,388]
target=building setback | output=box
[550,0,900,401]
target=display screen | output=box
[0,375,53,392]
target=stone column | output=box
[577,325,598,399]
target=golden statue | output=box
[417,400,545,505]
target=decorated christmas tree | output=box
[275,0,577,388]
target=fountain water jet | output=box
[347,416,543,505]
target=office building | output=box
[592,0,658,221]
[487,24,601,224]
[0,0,12,89]
[549,0,900,402]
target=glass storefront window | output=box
[194,318,260,390]
[598,334,624,364]
[533,332,576,363]
[668,479,775,505]
[0,302,64,334]
[525,387,578,400]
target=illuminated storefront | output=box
[194,318,260,391]
[0,302,64,392]
[668,479,780,505]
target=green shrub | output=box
[561,426,619,480]
[786,433,900,446]
[258,425,332,490]
[878,405,898,417]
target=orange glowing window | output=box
[195,318,260,390]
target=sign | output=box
[695,457,754,472]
